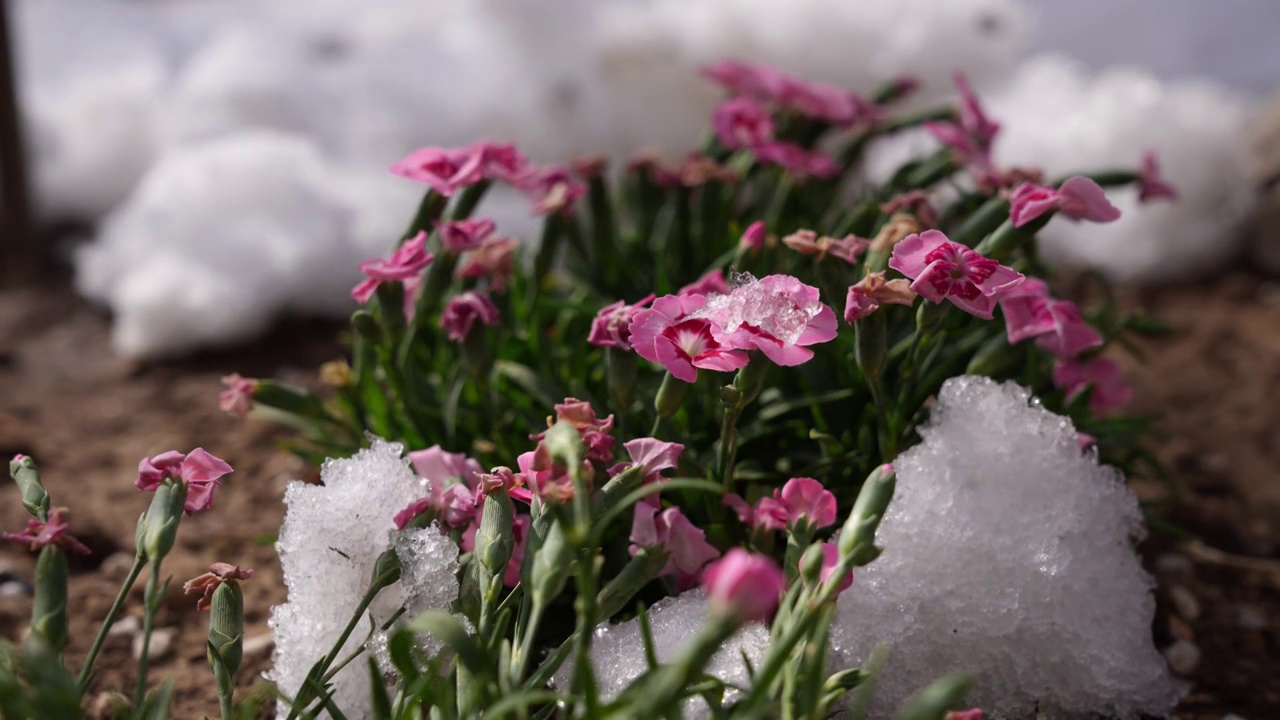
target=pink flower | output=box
[880,190,938,228]
[456,235,520,292]
[622,437,684,505]
[408,445,484,488]
[391,146,487,196]
[518,165,586,216]
[998,279,1102,357]
[352,233,435,304]
[630,504,720,581]
[183,562,253,612]
[532,398,617,463]
[712,98,775,150]
[888,230,1024,319]
[945,710,984,720]
[2,507,91,555]
[1076,432,1097,450]
[753,141,838,179]
[439,291,499,342]
[135,448,233,514]
[777,477,837,530]
[516,445,591,503]
[474,142,535,185]
[698,274,839,367]
[678,269,730,296]
[814,543,852,593]
[437,218,496,253]
[1138,151,1177,203]
[701,61,790,101]
[723,493,788,532]
[628,294,750,383]
[782,230,870,264]
[924,73,1000,172]
[218,374,257,418]
[702,548,786,623]
[844,272,917,323]
[1009,177,1121,228]
[588,294,656,350]
[1053,357,1132,416]
[740,221,767,251]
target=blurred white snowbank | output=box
[11,0,1262,356]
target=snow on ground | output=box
[10,0,1266,356]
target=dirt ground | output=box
[0,270,1277,719]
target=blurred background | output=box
[1,2,1279,718]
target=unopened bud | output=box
[475,488,515,594]
[29,545,69,654]
[654,372,688,419]
[141,481,188,563]
[207,579,245,682]
[9,455,50,520]
[839,464,896,566]
[799,543,826,586]
[370,548,402,591]
[531,521,571,606]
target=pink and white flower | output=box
[1053,356,1133,415]
[439,291,499,342]
[218,374,257,418]
[629,504,720,583]
[888,230,1024,319]
[712,97,776,150]
[352,233,435,304]
[1008,176,1121,228]
[698,274,839,367]
[628,294,751,383]
[588,294,656,350]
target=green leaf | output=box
[368,658,393,719]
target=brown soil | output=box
[0,272,1277,719]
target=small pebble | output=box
[1235,604,1268,631]
[0,579,32,598]
[133,627,177,662]
[1163,639,1201,676]
[1168,585,1201,621]
[1154,553,1193,581]
[100,552,136,583]
[1168,615,1195,642]
[107,615,141,637]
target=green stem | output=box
[132,564,162,716]
[77,555,146,692]
[219,692,234,720]
[718,405,743,492]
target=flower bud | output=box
[530,521,571,607]
[370,548,403,591]
[839,464,896,566]
[475,488,515,603]
[654,372,688,419]
[855,312,887,381]
[541,420,584,469]
[28,545,69,654]
[207,579,245,683]
[823,667,869,692]
[9,454,50,520]
[141,481,188,563]
[702,548,785,624]
[898,672,973,720]
[799,542,826,586]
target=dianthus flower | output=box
[437,218,496,253]
[888,230,1024,319]
[628,294,750,383]
[1053,357,1133,415]
[630,504,720,584]
[135,449,233,514]
[218,374,257,418]
[530,399,616,463]
[844,272,917,323]
[456,235,519,291]
[183,562,253,612]
[712,97,775,150]
[998,279,1102,358]
[1138,151,1177,203]
[697,274,838,366]
[1008,176,1121,228]
[703,549,785,623]
[351,233,434,304]
[782,229,870,264]
[588,294,656,350]
[439,291,499,342]
[2,507,90,555]
[753,141,838,179]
